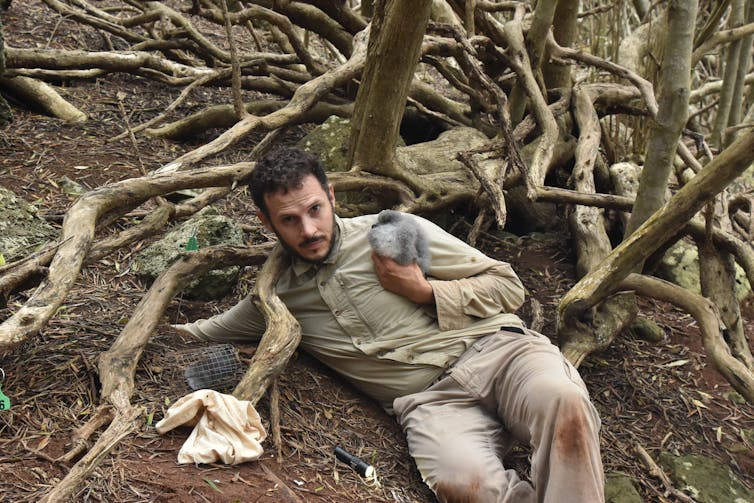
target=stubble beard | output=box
[271,210,337,265]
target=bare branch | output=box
[622,274,754,403]
[0,163,256,350]
[158,27,370,172]
[558,131,754,326]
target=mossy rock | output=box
[629,315,666,343]
[298,115,408,173]
[297,116,354,173]
[659,452,754,503]
[656,238,751,301]
[605,473,642,503]
[0,187,57,261]
[132,209,245,300]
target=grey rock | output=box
[132,209,245,300]
[0,186,57,261]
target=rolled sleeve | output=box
[429,263,525,331]
[414,218,525,331]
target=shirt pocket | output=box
[334,269,433,341]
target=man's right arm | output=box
[414,217,526,332]
[173,295,267,343]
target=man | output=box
[176,147,604,502]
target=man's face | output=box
[257,174,337,263]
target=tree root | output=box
[621,274,754,403]
[0,247,57,306]
[500,20,558,199]
[147,100,352,141]
[635,443,696,503]
[0,186,231,303]
[560,292,637,368]
[57,405,115,464]
[569,84,613,278]
[41,244,274,501]
[233,246,301,405]
[157,28,370,173]
[546,30,703,174]
[559,130,754,325]
[0,162,255,351]
[270,379,283,463]
[0,75,86,122]
[553,83,639,366]
[40,405,143,503]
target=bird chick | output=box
[368,210,431,274]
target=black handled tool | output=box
[334,446,375,478]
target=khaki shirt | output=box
[184,214,526,412]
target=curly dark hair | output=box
[249,147,329,216]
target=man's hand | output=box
[371,252,434,305]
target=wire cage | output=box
[173,344,244,394]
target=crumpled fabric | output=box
[155,389,267,465]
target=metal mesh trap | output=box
[174,344,245,393]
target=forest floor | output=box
[1,2,753,502]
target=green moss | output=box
[0,187,57,261]
[659,453,754,503]
[133,210,245,300]
[605,473,642,503]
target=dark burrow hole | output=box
[400,109,448,145]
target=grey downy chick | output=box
[368,210,431,274]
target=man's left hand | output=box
[371,252,434,305]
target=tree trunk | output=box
[559,130,754,328]
[509,0,558,123]
[725,0,754,146]
[698,236,754,370]
[624,0,697,238]
[542,0,579,90]
[347,0,433,179]
[711,0,746,149]
[694,190,754,371]
[559,85,638,366]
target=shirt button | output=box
[355,339,362,345]
[334,309,340,316]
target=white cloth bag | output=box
[155,389,267,464]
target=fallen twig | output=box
[635,443,697,503]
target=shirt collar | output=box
[290,215,344,277]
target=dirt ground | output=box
[1,2,753,502]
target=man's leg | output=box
[394,376,536,503]
[450,330,604,503]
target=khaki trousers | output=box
[393,329,604,503]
